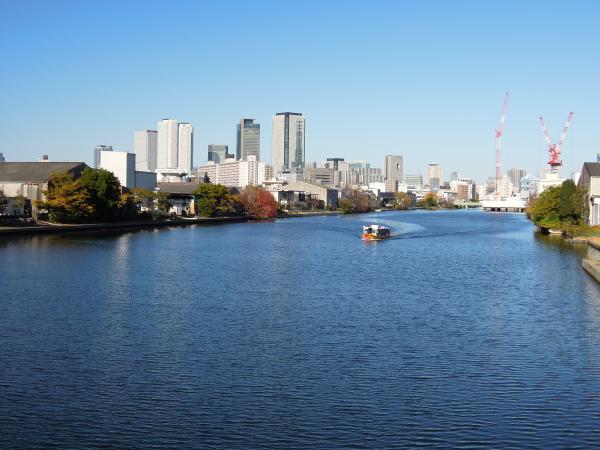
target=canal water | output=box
[1,210,600,448]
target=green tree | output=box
[155,191,172,215]
[132,188,156,212]
[0,190,7,214]
[193,184,235,217]
[78,168,122,222]
[37,172,94,223]
[394,192,412,210]
[529,185,561,229]
[558,179,581,224]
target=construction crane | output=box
[539,112,574,173]
[495,92,509,196]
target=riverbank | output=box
[0,216,250,237]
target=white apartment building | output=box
[197,156,266,188]
[99,150,156,190]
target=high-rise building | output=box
[236,118,260,161]
[134,130,158,171]
[507,168,526,192]
[426,164,443,189]
[384,155,403,192]
[272,112,305,174]
[178,123,193,174]
[157,119,179,170]
[208,145,229,164]
[405,174,423,188]
[0,152,5,162]
[93,145,113,169]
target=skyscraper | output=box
[0,152,5,162]
[507,168,526,192]
[272,112,305,174]
[426,164,443,189]
[93,145,113,169]
[157,119,179,170]
[134,130,158,171]
[178,123,193,174]
[384,155,403,192]
[208,145,229,164]
[236,118,260,161]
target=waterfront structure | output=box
[178,123,193,174]
[426,164,443,189]
[481,196,526,212]
[99,150,157,190]
[507,168,526,193]
[157,182,240,216]
[270,180,338,209]
[236,118,260,161]
[578,162,600,225]
[384,155,403,192]
[0,161,88,214]
[272,112,305,175]
[93,145,112,169]
[157,119,179,170]
[208,145,229,164]
[134,130,158,172]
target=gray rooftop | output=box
[0,162,88,183]
[582,162,600,177]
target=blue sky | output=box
[1,0,598,181]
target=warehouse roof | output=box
[0,162,88,183]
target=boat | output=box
[362,224,391,240]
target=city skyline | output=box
[1,1,599,180]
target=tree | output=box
[236,186,278,219]
[155,191,172,215]
[419,192,440,209]
[558,179,581,224]
[133,188,156,212]
[78,168,122,222]
[193,183,234,217]
[394,192,412,210]
[529,185,561,229]
[0,190,7,214]
[339,188,373,214]
[37,172,94,223]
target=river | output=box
[1,210,600,448]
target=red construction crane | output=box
[495,91,509,195]
[539,112,574,172]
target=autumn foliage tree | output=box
[394,192,412,210]
[339,188,373,214]
[37,172,95,223]
[236,186,278,219]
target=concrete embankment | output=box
[0,216,250,237]
[581,237,600,283]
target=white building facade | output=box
[134,130,158,172]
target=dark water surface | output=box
[2,210,600,448]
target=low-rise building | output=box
[99,150,157,190]
[578,162,600,225]
[0,161,89,214]
[271,180,338,209]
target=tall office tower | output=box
[134,130,158,171]
[0,152,5,162]
[157,119,179,170]
[236,118,260,161]
[178,123,193,174]
[450,171,459,182]
[426,164,443,188]
[507,168,526,192]
[272,112,305,174]
[93,145,113,168]
[208,144,229,164]
[384,155,403,192]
